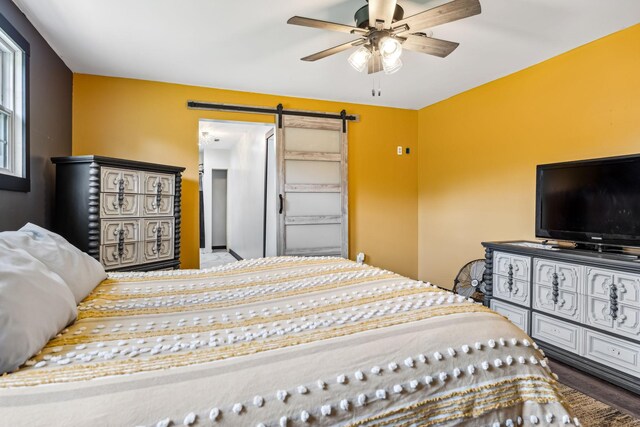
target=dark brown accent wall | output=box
[0,0,72,230]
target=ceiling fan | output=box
[287,0,481,75]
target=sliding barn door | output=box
[276,115,348,258]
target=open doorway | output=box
[198,119,276,269]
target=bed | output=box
[0,255,577,426]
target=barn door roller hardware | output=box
[187,101,357,132]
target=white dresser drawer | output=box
[586,268,640,306]
[101,219,140,244]
[100,242,140,269]
[531,313,581,353]
[534,259,582,293]
[533,284,581,321]
[490,300,529,333]
[141,239,174,263]
[142,172,175,195]
[142,218,174,241]
[585,267,640,341]
[494,274,530,307]
[100,193,140,218]
[101,167,140,194]
[142,195,174,216]
[584,329,640,378]
[494,251,530,281]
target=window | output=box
[0,13,29,192]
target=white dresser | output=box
[52,156,185,271]
[483,241,640,395]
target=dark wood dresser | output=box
[51,156,185,271]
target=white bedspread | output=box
[0,257,575,426]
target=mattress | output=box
[0,257,576,426]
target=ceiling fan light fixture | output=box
[348,46,372,72]
[379,36,402,61]
[382,56,403,75]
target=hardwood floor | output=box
[549,357,640,419]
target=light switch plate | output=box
[397,146,403,155]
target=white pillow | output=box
[0,243,78,374]
[2,223,107,303]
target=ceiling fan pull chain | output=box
[371,77,382,97]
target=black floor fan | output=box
[453,259,486,303]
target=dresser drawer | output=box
[141,239,174,263]
[584,329,640,378]
[101,219,140,244]
[100,242,140,269]
[494,251,530,281]
[584,266,640,303]
[532,312,581,353]
[100,193,140,218]
[534,259,582,293]
[142,195,174,216]
[142,218,174,241]
[494,274,530,307]
[490,300,529,333]
[585,267,640,340]
[142,172,175,195]
[533,284,581,321]
[101,167,140,194]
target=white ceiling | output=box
[199,120,273,151]
[13,0,640,109]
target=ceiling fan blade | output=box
[393,0,481,34]
[401,35,459,58]
[367,0,398,29]
[287,16,367,35]
[367,52,383,74]
[301,39,365,62]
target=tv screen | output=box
[536,154,640,247]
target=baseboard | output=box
[211,245,226,250]
[228,248,243,261]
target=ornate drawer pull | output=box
[155,224,163,254]
[551,272,559,304]
[507,264,514,293]
[117,178,125,208]
[117,229,125,259]
[609,282,619,321]
[155,181,163,207]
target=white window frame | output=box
[0,12,28,192]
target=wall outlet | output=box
[397,146,403,155]
[356,252,365,264]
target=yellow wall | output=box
[72,75,419,276]
[417,24,640,288]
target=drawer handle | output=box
[608,282,619,321]
[507,264,514,293]
[117,229,125,259]
[117,178,125,208]
[551,273,559,304]
[156,225,163,254]
[155,182,163,206]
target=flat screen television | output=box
[536,154,640,248]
